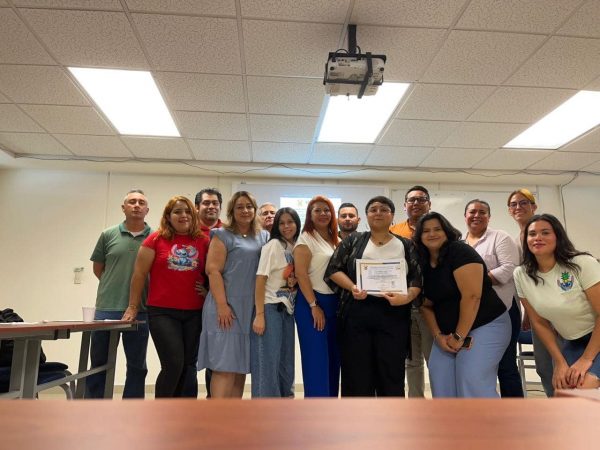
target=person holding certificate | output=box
[414,212,510,398]
[325,196,422,397]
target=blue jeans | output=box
[294,290,340,397]
[497,298,524,397]
[250,303,295,397]
[429,311,511,398]
[86,310,149,399]
[562,332,600,379]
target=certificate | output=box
[355,259,407,295]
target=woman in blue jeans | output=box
[251,207,301,397]
[414,212,510,398]
[514,214,600,390]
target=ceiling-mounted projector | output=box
[323,24,387,98]
[324,52,386,98]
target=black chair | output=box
[0,362,74,399]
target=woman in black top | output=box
[325,196,422,397]
[414,212,510,398]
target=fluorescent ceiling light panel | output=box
[318,82,410,143]
[504,90,600,149]
[69,67,180,137]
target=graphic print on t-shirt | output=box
[168,244,199,271]
[276,250,297,303]
[557,271,574,291]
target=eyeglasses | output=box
[235,205,255,211]
[367,207,392,214]
[508,200,531,209]
[313,208,331,215]
[406,197,429,204]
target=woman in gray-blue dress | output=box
[197,191,269,398]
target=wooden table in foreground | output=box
[556,388,600,401]
[0,320,137,399]
[3,398,600,449]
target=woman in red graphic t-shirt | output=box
[124,196,209,398]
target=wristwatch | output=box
[451,332,464,342]
[309,300,318,308]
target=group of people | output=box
[87,185,600,399]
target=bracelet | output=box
[434,332,442,340]
[256,312,265,316]
[128,304,139,310]
[309,300,318,308]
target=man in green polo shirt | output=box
[87,189,151,398]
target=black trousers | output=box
[497,298,524,397]
[339,298,411,397]
[147,306,202,398]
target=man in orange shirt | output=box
[390,185,432,397]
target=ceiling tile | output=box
[247,77,324,116]
[126,0,236,15]
[250,115,317,143]
[586,76,600,90]
[121,136,192,159]
[558,0,600,38]
[421,30,544,85]
[241,0,348,22]
[14,1,122,8]
[0,105,44,132]
[0,8,55,64]
[0,132,71,155]
[22,9,148,68]
[379,120,460,147]
[441,122,527,148]
[472,148,552,170]
[252,142,311,164]
[133,14,240,73]
[528,151,600,170]
[188,140,251,162]
[365,146,433,166]
[54,134,131,157]
[508,37,600,89]
[21,105,114,134]
[468,87,575,123]
[350,0,467,27]
[398,84,495,121]
[243,20,342,77]
[457,0,580,33]
[0,65,89,105]
[354,26,447,82]
[175,111,248,140]
[155,73,245,113]
[419,147,493,168]
[562,127,600,152]
[0,92,10,103]
[310,143,371,165]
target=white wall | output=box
[1,168,598,390]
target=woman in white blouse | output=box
[464,199,523,397]
[293,195,340,397]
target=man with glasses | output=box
[390,186,433,397]
[258,202,276,233]
[194,187,224,398]
[338,202,361,240]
